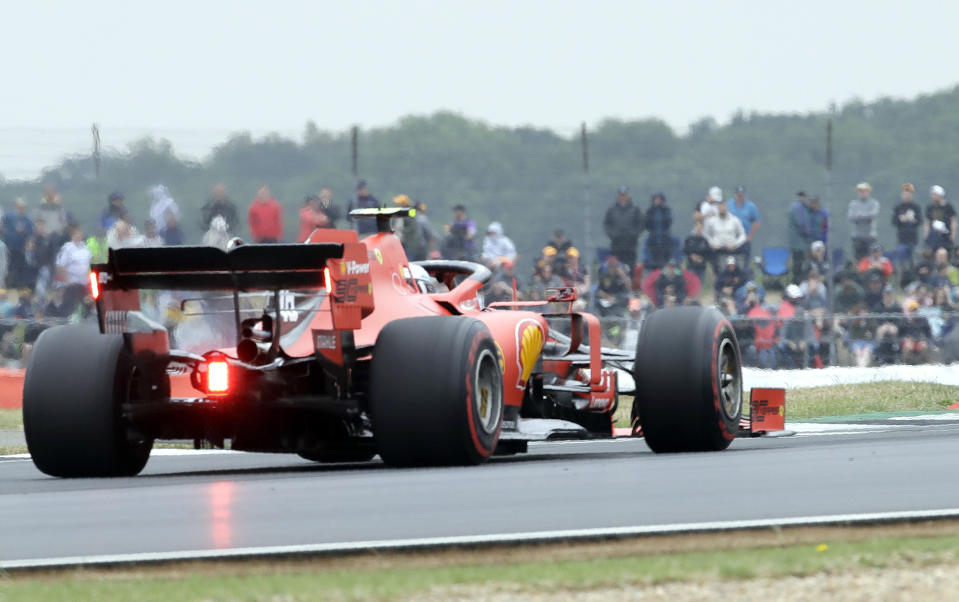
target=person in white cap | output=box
[848,182,880,260]
[803,239,830,279]
[703,197,746,272]
[777,283,810,368]
[925,184,956,252]
[697,186,722,220]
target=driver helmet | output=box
[409,263,435,294]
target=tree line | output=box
[2,84,959,270]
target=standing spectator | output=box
[857,243,894,284]
[347,180,379,236]
[481,221,517,268]
[603,186,644,277]
[441,205,477,261]
[141,219,164,247]
[924,185,956,252]
[392,195,431,261]
[848,182,880,260]
[297,195,330,242]
[788,191,812,282]
[644,192,673,269]
[100,191,127,231]
[2,198,34,288]
[54,227,91,310]
[703,199,747,270]
[25,217,58,298]
[892,183,922,269]
[407,199,439,259]
[317,187,341,229]
[683,216,709,282]
[33,186,75,246]
[150,185,183,245]
[201,183,239,233]
[807,195,828,244]
[727,185,760,261]
[697,186,723,220]
[248,185,283,243]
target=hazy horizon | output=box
[4,0,959,179]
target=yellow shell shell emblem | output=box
[518,324,544,383]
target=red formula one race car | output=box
[22,208,781,477]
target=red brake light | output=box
[207,361,229,393]
[324,266,332,294]
[89,272,100,300]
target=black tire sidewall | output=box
[23,325,152,477]
[634,306,742,453]
[369,317,503,466]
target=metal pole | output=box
[825,110,837,365]
[581,122,592,270]
[351,126,358,178]
[91,123,101,177]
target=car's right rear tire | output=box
[369,316,503,467]
[23,325,153,477]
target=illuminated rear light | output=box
[324,266,332,294]
[207,361,229,393]
[89,272,100,300]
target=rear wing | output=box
[93,241,375,337]
[94,243,344,291]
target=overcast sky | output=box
[3,0,959,134]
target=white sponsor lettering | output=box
[346,261,370,275]
[279,290,299,322]
[315,334,337,350]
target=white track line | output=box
[4,507,959,570]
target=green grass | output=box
[785,381,959,420]
[0,409,22,430]
[614,381,959,426]
[2,533,958,601]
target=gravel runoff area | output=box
[422,567,959,601]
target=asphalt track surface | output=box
[2,422,959,563]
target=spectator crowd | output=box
[2,177,958,369]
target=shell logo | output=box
[516,322,544,386]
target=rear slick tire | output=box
[633,306,743,453]
[369,316,503,467]
[23,325,153,477]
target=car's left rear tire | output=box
[23,325,153,477]
[369,316,503,467]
